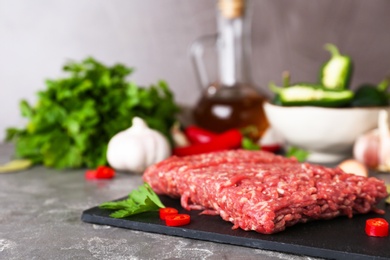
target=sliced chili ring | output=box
[165,214,191,227]
[95,166,115,179]
[85,170,98,180]
[85,166,115,180]
[159,207,179,220]
[365,218,389,237]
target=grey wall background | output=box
[1,0,390,142]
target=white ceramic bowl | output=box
[263,102,390,163]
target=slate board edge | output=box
[81,206,387,260]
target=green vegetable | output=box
[99,183,165,218]
[319,43,353,90]
[5,57,179,169]
[286,146,309,162]
[351,78,390,107]
[241,137,260,150]
[270,82,354,107]
[271,71,289,105]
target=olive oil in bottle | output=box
[191,0,268,139]
[193,83,268,140]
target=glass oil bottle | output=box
[191,0,269,140]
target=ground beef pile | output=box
[143,150,388,234]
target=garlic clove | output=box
[338,159,368,177]
[142,131,170,170]
[125,117,149,133]
[107,131,144,172]
[171,122,190,148]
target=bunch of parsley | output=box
[6,57,179,169]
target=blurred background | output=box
[1,0,390,142]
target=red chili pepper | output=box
[261,144,282,153]
[184,125,219,144]
[365,218,389,237]
[165,214,191,227]
[159,207,179,220]
[85,166,115,180]
[173,129,242,156]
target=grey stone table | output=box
[0,143,321,260]
[1,142,383,260]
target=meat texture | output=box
[143,150,388,234]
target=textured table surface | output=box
[0,143,387,260]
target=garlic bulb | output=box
[378,110,390,171]
[353,110,390,171]
[106,117,171,173]
[353,129,380,169]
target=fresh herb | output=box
[5,57,179,169]
[351,78,390,107]
[99,183,165,218]
[241,137,260,150]
[286,146,309,162]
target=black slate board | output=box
[82,195,390,260]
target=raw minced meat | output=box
[143,150,388,234]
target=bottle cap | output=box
[218,0,245,19]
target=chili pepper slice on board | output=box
[173,128,242,156]
[365,218,389,237]
[165,214,191,227]
[184,125,218,144]
[159,207,179,220]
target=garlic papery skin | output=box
[378,110,390,171]
[353,129,380,169]
[106,117,171,173]
[170,122,190,148]
[353,110,390,171]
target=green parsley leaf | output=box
[5,57,180,169]
[241,137,260,150]
[99,183,165,218]
[286,146,309,162]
